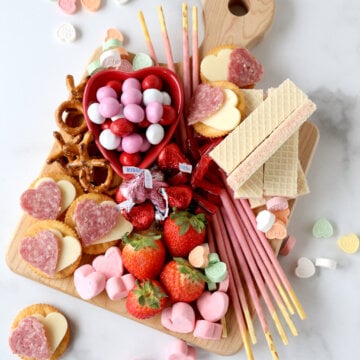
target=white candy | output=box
[146,123,164,145]
[87,103,105,124]
[142,88,163,106]
[256,210,276,233]
[315,258,337,270]
[161,91,172,105]
[56,23,77,43]
[295,257,316,279]
[100,49,122,68]
[99,129,121,150]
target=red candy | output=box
[119,152,141,166]
[106,80,123,93]
[159,105,177,126]
[110,118,136,136]
[141,74,163,91]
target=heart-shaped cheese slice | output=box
[200,48,232,82]
[200,89,241,131]
[50,229,82,271]
[32,312,68,353]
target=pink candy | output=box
[122,133,144,154]
[193,319,222,340]
[146,101,163,123]
[123,103,145,123]
[161,302,195,333]
[165,339,196,360]
[196,291,229,322]
[99,97,121,118]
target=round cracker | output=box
[10,303,70,360]
[21,220,82,279]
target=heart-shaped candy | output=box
[205,261,228,283]
[58,0,77,14]
[187,84,224,125]
[105,274,136,300]
[20,180,62,220]
[74,264,106,300]
[312,218,334,238]
[193,319,223,340]
[188,244,209,268]
[74,199,119,246]
[161,302,196,334]
[92,246,123,279]
[157,143,190,171]
[9,317,51,359]
[196,291,229,322]
[83,68,183,178]
[165,339,196,360]
[295,257,316,279]
[337,233,359,254]
[19,230,60,276]
[166,185,193,210]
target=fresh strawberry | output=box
[166,185,193,210]
[122,231,166,280]
[121,202,155,231]
[163,209,206,257]
[126,279,168,319]
[160,258,206,303]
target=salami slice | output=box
[187,84,225,125]
[74,199,119,246]
[20,180,62,220]
[9,316,51,360]
[228,47,264,88]
[19,230,60,276]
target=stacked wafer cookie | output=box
[209,79,316,207]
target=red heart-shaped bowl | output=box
[83,67,184,178]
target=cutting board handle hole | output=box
[228,0,249,16]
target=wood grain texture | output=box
[5,0,321,356]
[200,0,276,56]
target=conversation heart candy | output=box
[337,233,360,254]
[295,257,316,279]
[312,218,334,238]
[161,302,195,333]
[92,246,123,279]
[196,291,229,322]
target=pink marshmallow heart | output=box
[196,290,229,322]
[193,319,223,340]
[105,274,136,300]
[161,302,195,334]
[92,246,124,279]
[165,339,196,360]
[74,264,106,300]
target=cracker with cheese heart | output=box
[9,303,70,360]
[65,193,133,255]
[20,174,83,221]
[19,220,82,279]
[192,81,246,138]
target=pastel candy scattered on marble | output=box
[315,258,337,270]
[295,257,316,279]
[312,217,334,238]
[337,233,360,254]
[165,339,196,360]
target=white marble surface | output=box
[1,0,360,359]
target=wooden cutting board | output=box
[5,0,319,355]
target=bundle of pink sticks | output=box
[138,4,306,360]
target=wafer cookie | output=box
[263,132,299,197]
[227,99,316,189]
[209,79,309,174]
